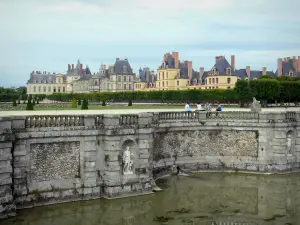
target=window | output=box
[227,86,231,89]
[166,72,168,79]
[118,76,121,82]
[289,71,294,77]
[38,87,41,92]
[53,88,56,93]
[48,86,51,92]
[95,81,98,86]
[63,87,65,92]
[216,78,219,83]
[177,81,179,86]
[58,87,61,92]
[162,82,164,87]
[227,78,231,84]
[43,87,46,92]
[129,76,131,82]
[124,76,127,82]
[213,68,216,75]
[162,72,164,80]
[166,81,168,86]
[129,84,131,90]
[209,78,211,84]
[212,78,215,84]
[34,86,36,92]
[124,84,126,90]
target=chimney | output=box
[104,64,106,70]
[164,53,169,61]
[215,56,220,64]
[246,66,251,78]
[68,64,71,72]
[199,67,204,84]
[151,70,155,82]
[188,61,192,80]
[172,52,179,68]
[297,56,300,72]
[231,55,235,69]
[277,58,282,77]
[80,64,83,72]
[146,70,150,83]
[262,67,267,75]
[72,64,74,70]
[293,56,297,71]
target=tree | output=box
[71,98,77,108]
[32,99,36,106]
[128,99,132,106]
[12,99,17,107]
[81,99,88,110]
[102,100,106,106]
[78,99,82,105]
[17,98,21,104]
[26,97,34,110]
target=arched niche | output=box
[121,139,138,175]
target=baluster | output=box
[26,117,30,128]
[70,116,74,126]
[40,116,45,127]
[55,117,60,126]
[60,116,65,126]
[30,117,35,127]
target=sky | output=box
[0,0,300,87]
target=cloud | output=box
[0,0,300,87]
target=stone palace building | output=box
[27,54,300,95]
[27,58,135,95]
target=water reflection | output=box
[2,173,300,225]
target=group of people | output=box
[184,102,222,113]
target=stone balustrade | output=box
[158,111,199,121]
[207,111,259,120]
[119,114,138,125]
[285,111,297,122]
[25,115,84,128]
[95,115,104,126]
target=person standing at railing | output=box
[185,102,191,112]
[205,102,210,118]
[196,102,202,111]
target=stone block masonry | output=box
[0,111,300,219]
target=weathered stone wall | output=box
[0,111,300,219]
[30,142,80,182]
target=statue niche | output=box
[122,145,134,175]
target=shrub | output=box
[26,99,34,110]
[32,99,36,106]
[81,99,88,110]
[36,99,39,104]
[102,100,106,106]
[71,98,77,108]
[12,99,17,107]
[78,99,81,105]
[128,99,132,106]
[17,99,20,104]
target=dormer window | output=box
[123,65,127,73]
[289,71,294,77]
[227,68,231,75]
[212,68,216,75]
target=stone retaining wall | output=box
[0,111,299,219]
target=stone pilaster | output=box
[0,117,16,219]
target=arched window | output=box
[227,78,231,84]
[162,81,164,87]
[216,78,219,83]
[212,78,215,84]
[95,81,98,86]
[124,84,126,90]
[177,81,179,86]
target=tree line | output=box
[1,76,300,105]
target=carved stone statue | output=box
[251,97,261,113]
[123,146,133,175]
[287,132,293,156]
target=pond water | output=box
[2,173,300,225]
